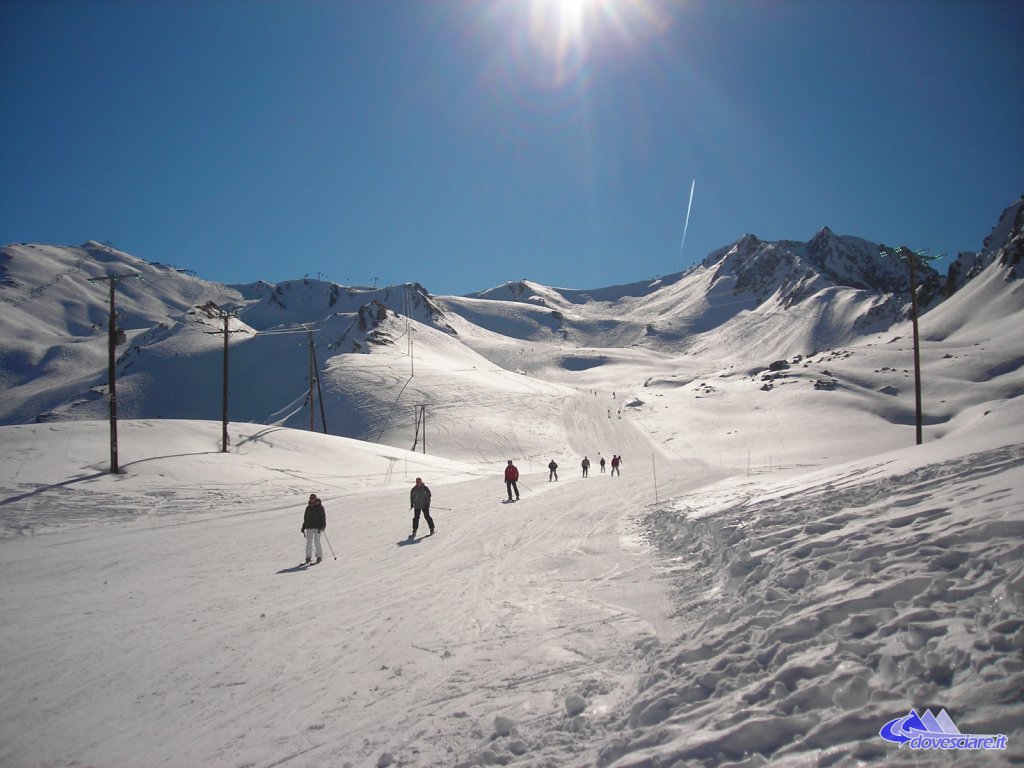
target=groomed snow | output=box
[2,363,1022,767]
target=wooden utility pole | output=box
[905,248,924,446]
[88,272,139,473]
[403,284,414,377]
[882,245,937,446]
[223,317,229,451]
[303,325,328,433]
[204,310,246,452]
[308,328,315,431]
[410,404,427,454]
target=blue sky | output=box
[2,0,1022,296]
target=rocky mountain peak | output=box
[946,195,1023,292]
[701,226,944,309]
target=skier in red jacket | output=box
[504,460,520,501]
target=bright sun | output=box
[515,0,668,87]
[527,0,611,54]
[538,0,596,38]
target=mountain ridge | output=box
[2,197,1021,455]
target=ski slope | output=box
[1,234,1023,765]
[1,392,1021,766]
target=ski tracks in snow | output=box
[305,462,703,766]
[622,443,1024,766]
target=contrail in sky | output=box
[677,178,695,273]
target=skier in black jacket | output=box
[301,493,327,564]
[409,477,434,538]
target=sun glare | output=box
[535,0,594,41]
[495,0,671,90]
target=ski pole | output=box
[322,530,337,561]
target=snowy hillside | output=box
[1,199,1023,766]
[446,225,944,363]
[0,241,242,424]
[0,211,992,440]
[1,258,1021,764]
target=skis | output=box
[397,531,435,546]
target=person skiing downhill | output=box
[611,455,622,476]
[409,477,435,538]
[504,460,520,501]
[301,493,327,564]
[548,459,558,482]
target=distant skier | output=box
[599,456,606,473]
[409,477,435,538]
[504,460,520,501]
[581,456,590,477]
[548,459,558,482]
[611,455,621,476]
[301,493,327,564]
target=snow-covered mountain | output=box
[4,198,1020,454]
[1,198,1022,767]
[946,195,1024,292]
[446,225,944,359]
[0,241,242,426]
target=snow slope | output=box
[0,220,951,435]
[0,242,241,424]
[1,202,1022,766]
[2,259,1022,767]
